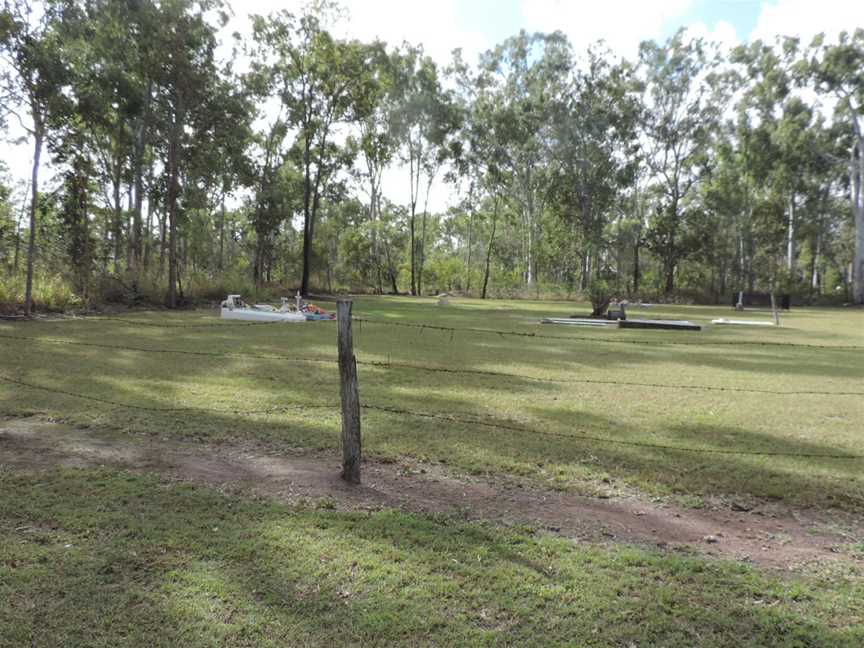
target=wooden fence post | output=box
[337,300,361,483]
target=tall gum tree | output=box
[0,0,69,316]
[252,9,374,296]
[481,31,568,288]
[549,45,641,289]
[390,45,459,296]
[810,29,864,303]
[639,30,729,294]
[149,0,224,307]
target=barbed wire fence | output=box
[1,303,863,478]
[2,331,862,398]
[1,372,861,461]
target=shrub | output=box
[587,278,612,317]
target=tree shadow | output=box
[2,468,861,647]
[1,311,862,512]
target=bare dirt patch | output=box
[1,416,860,571]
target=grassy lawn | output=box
[2,298,864,646]
[1,297,862,510]
[1,468,862,648]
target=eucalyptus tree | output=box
[480,31,569,287]
[0,0,71,315]
[251,9,376,295]
[184,60,253,275]
[451,48,512,298]
[639,29,729,293]
[53,0,150,280]
[390,44,460,296]
[148,0,225,307]
[809,29,864,303]
[354,40,400,293]
[549,45,641,288]
[733,38,819,281]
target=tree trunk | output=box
[369,176,383,294]
[382,237,398,294]
[300,145,313,296]
[409,206,416,295]
[112,160,123,275]
[157,207,166,280]
[24,128,43,317]
[786,192,795,274]
[11,180,28,276]
[166,118,181,308]
[130,80,152,287]
[632,240,641,295]
[481,198,499,300]
[664,224,676,294]
[811,229,821,292]
[525,206,534,286]
[417,175,434,297]
[580,252,590,290]
[142,166,154,273]
[465,205,474,293]
[852,136,864,304]
[218,199,226,272]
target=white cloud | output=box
[227,0,489,65]
[751,0,863,45]
[686,19,739,52]
[521,0,694,60]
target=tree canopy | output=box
[1,2,862,308]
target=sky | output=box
[274,0,861,65]
[3,0,862,212]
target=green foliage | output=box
[587,277,612,316]
[0,3,858,308]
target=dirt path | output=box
[1,417,860,571]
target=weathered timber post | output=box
[337,300,361,483]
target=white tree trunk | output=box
[812,230,821,290]
[786,193,795,274]
[852,137,864,304]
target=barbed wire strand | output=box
[360,404,863,460]
[0,334,864,396]
[351,317,864,351]
[9,313,861,350]
[0,374,338,416]
[2,373,858,460]
[1,332,862,398]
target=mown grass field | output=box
[1,297,863,646]
[1,469,862,648]
[2,297,863,509]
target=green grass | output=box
[1,297,863,510]
[1,469,862,648]
[2,298,863,645]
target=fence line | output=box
[11,313,861,350]
[361,359,864,397]
[2,332,863,398]
[359,404,863,460]
[3,372,859,461]
[0,373,338,416]
[351,317,864,351]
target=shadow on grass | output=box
[1,468,862,648]
[1,314,862,512]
